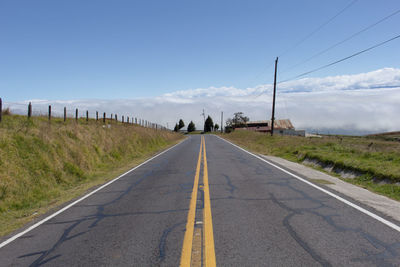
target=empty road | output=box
[1,135,400,266]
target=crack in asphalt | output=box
[267,178,400,266]
[19,219,87,266]
[17,158,189,266]
[158,222,185,263]
[210,150,400,266]
[221,174,237,195]
[269,193,332,266]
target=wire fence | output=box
[0,97,167,131]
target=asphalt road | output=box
[1,135,400,266]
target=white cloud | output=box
[4,68,400,135]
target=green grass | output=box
[0,114,183,237]
[220,130,400,201]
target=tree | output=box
[233,112,249,127]
[204,115,214,132]
[187,121,196,132]
[226,112,249,129]
[226,118,234,127]
[214,124,219,131]
[178,119,185,129]
[174,123,179,132]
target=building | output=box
[237,119,305,136]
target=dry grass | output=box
[221,131,400,180]
[0,114,183,237]
[220,130,400,200]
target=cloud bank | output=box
[4,68,400,135]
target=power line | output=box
[278,0,358,58]
[245,60,276,86]
[281,8,400,74]
[278,33,400,84]
[245,0,358,87]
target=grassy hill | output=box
[221,130,400,201]
[0,114,183,237]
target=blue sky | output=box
[1,0,399,101]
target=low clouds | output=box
[5,68,400,135]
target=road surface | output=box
[1,135,400,266]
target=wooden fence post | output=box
[110,113,113,121]
[115,114,117,122]
[64,107,66,122]
[0,97,2,122]
[127,116,129,124]
[48,105,51,121]
[86,110,89,121]
[122,115,124,123]
[96,111,98,121]
[75,108,78,121]
[28,102,32,118]
[103,112,106,123]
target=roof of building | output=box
[246,119,294,129]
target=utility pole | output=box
[271,57,278,136]
[221,111,223,133]
[0,97,2,122]
[201,109,206,131]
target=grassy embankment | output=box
[0,113,183,237]
[221,130,400,201]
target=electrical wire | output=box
[244,0,358,88]
[246,0,358,89]
[281,8,400,74]
[278,33,400,84]
[278,0,358,58]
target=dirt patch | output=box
[310,179,335,185]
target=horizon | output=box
[2,67,400,135]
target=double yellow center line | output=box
[180,136,216,267]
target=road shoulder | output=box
[260,154,400,223]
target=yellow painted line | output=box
[202,136,216,267]
[180,137,203,266]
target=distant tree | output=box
[214,124,219,131]
[187,121,196,132]
[174,123,179,132]
[204,115,214,132]
[226,118,234,128]
[233,112,249,127]
[226,112,249,130]
[178,119,185,129]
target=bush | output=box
[187,121,196,132]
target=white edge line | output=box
[0,138,186,249]
[214,135,400,233]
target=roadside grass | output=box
[220,130,400,201]
[0,114,183,237]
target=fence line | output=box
[0,97,168,130]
